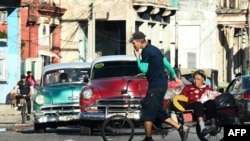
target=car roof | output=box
[42,62,91,73]
[92,55,137,65]
[236,75,250,79]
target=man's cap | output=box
[129,31,146,42]
[21,74,26,79]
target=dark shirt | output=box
[17,80,31,95]
[141,44,167,89]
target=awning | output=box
[38,50,59,58]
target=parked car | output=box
[33,62,91,132]
[79,55,148,135]
[222,75,250,124]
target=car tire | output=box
[34,123,46,133]
[80,121,93,135]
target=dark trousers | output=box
[184,100,217,120]
[26,99,31,114]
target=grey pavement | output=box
[0,104,33,131]
[0,104,205,140]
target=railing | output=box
[216,0,248,10]
[133,0,179,7]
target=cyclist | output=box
[15,74,33,121]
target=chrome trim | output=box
[34,114,80,123]
[80,97,142,120]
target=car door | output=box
[225,78,245,115]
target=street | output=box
[0,126,202,141]
[0,104,220,141]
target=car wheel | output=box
[80,125,92,135]
[34,123,46,133]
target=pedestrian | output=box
[15,74,32,121]
[26,71,36,86]
[180,70,219,137]
[130,31,190,141]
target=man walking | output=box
[130,31,190,141]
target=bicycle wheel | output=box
[101,115,134,141]
[21,103,26,124]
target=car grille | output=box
[40,105,80,115]
[96,98,142,115]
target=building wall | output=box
[0,8,21,103]
[176,0,217,70]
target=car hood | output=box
[43,83,84,104]
[89,76,148,98]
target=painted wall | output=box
[0,8,20,103]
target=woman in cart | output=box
[180,70,219,137]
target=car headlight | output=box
[35,95,44,105]
[81,88,93,100]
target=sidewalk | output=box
[0,104,33,131]
[0,104,20,124]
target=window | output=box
[0,11,7,22]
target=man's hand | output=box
[133,49,140,58]
[175,78,182,85]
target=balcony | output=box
[133,0,179,8]
[216,0,248,14]
[38,5,66,17]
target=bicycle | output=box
[101,81,182,141]
[16,94,30,124]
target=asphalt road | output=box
[0,104,223,141]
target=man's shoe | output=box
[201,128,213,136]
[178,125,190,141]
[210,127,219,136]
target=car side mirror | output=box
[83,77,89,83]
[34,84,42,91]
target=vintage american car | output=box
[221,75,250,124]
[79,55,148,135]
[33,62,91,132]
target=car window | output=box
[92,61,141,79]
[43,68,90,85]
[242,77,250,89]
[228,78,242,91]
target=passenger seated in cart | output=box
[179,70,220,137]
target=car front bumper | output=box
[34,114,80,123]
[80,111,141,121]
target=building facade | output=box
[0,0,250,103]
[59,0,179,63]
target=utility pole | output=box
[175,13,178,68]
[87,1,95,62]
[248,1,250,74]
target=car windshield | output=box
[92,61,141,79]
[43,68,90,86]
[242,77,250,89]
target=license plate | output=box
[59,116,78,121]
